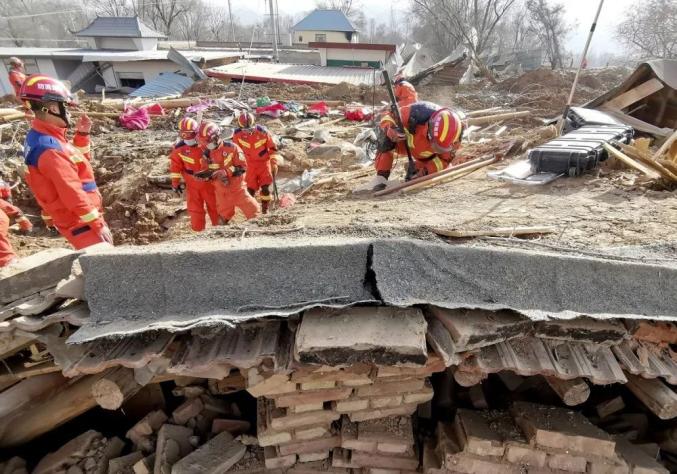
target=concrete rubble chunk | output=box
[511,401,616,458]
[171,431,245,474]
[172,398,204,425]
[0,248,78,305]
[55,259,85,301]
[211,418,250,435]
[277,435,340,456]
[274,387,353,407]
[348,403,419,423]
[15,290,63,316]
[427,307,531,351]
[127,410,168,445]
[109,452,144,474]
[263,446,296,469]
[295,306,428,366]
[33,430,102,474]
[134,455,155,474]
[154,424,194,474]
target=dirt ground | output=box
[4,66,676,256]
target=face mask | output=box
[207,142,218,150]
[184,139,197,146]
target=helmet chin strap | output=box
[45,102,71,128]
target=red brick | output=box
[348,404,418,423]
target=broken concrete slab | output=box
[109,452,144,474]
[72,238,374,343]
[614,437,669,474]
[0,248,78,305]
[426,307,531,351]
[15,290,63,316]
[171,431,245,474]
[295,306,428,366]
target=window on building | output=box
[298,35,303,42]
[315,34,327,42]
[116,72,145,89]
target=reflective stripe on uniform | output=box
[228,166,235,173]
[208,164,219,169]
[419,151,433,158]
[432,157,444,172]
[260,194,272,201]
[254,139,267,148]
[170,173,182,179]
[179,153,194,164]
[380,116,397,127]
[406,132,414,150]
[69,153,84,164]
[74,144,90,154]
[238,140,251,148]
[79,209,100,223]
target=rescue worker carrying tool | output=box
[197,121,260,224]
[20,74,113,249]
[0,185,32,268]
[357,71,464,193]
[8,57,26,97]
[394,74,418,107]
[169,117,219,231]
[233,112,283,214]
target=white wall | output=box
[293,30,353,45]
[319,48,388,66]
[96,37,138,50]
[102,60,179,88]
[133,38,158,51]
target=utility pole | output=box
[268,0,279,63]
[227,0,236,43]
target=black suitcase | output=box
[564,107,625,131]
[529,124,634,177]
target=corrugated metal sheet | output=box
[207,61,377,86]
[129,72,194,98]
[76,16,166,38]
[293,9,356,32]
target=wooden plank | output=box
[544,376,590,406]
[603,143,661,179]
[619,143,677,182]
[602,78,664,110]
[466,111,530,126]
[625,373,677,420]
[654,129,677,161]
[432,226,556,239]
[400,158,496,194]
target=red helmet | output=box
[19,75,75,105]
[394,81,418,106]
[237,112,255,129]
[429,109,463,153]
[178,117,198,139]
[197,121,221,147]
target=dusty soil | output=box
[4,66,676,256]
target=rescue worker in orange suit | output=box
[233,112,282,214]
[364,101,463,192]
[0,178,33,267]
[7,57,26,97]
[394,75,418,107]
[169,117,219,231]
[197,121,260,224]
[20,75,113,250]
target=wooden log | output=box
[602,143,662,179]
[465,111,530,126]
[602,78,664,111]
[0,372,68,421]
[465,106,506,117]
[401,157,496,194]
[72,111,120,118]
[0,370,113,447]
[0,108,21,116]
[373,157,487,197]
[544,376,590,406]
[432,226,556,239]
[98,92,237,111]
[619,143,677,182]
[658,159,677,176]
[625,373,677,420]
[91,368,142,410]
[654,129,677,161]
[0,112,25,123]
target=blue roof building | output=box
[292,10,359,45]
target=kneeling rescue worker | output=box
[233,112,282,214]
[0,178,32,267]
[169,117,219,231]
[20,75,113,249]
[197,121,260,224]
[366,101,464,192]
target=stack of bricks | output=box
[424,401,669,474]
[249,356,440,471]
[333,416,419,473]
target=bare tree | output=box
[411,0,516,82]
[0,0,88,47]
[495,4,537,53]
[617,0,676,59]
[143,0,188,36]
[88,0,133,16]
[525,0,568,69]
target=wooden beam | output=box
[401,158,496,194]
[432,226,556,239]
[602,78,664,110]
[625,373,677,420]
[91,368,142,410]
[603,143,662,179]
[465,111,530,126]
[619,143,677,182]
[654,129,677,161]
[544,376,590,406]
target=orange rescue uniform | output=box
[375,102,459,177]
[202,141,259,222]
[169,141,219,231]
[394,80,418,107]
[23,119,110,250]
[8,69,26,97]
[233,125,281,207]
[0,199,20,267]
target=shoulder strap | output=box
[24,130,63,167]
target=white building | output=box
[292,10,358,45]
[309,42,395,68]
[0,16,240,96]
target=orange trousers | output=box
[246,161,273,190]
[375,150,451,176]
[214,176,260,222]
[185,177,219,231]
[0,210,17,267]
[58,219,112,250]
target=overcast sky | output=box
[223,0,635,56]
